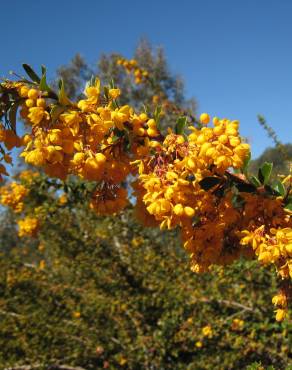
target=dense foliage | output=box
[0,180,291,369]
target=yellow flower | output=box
[58,194,68,205]
[17,217,39,237]
[231,318,244,331]
[109,88,121,99]
[28,107,48,125]
[72,311,81,318]
[119,357,127,366]
[202,325,213,338]
[85,78,100,98]
[275,308,287,322]
[200,113,210,125]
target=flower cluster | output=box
[90,183,128,215]
[6,80,163,215]
[117,57,149,84]
[240,224,292,320]
[0,182,29,212]
[135,116,251,273]
[0,122,22,181]
[17,216,39,237]
[0,67,291,320]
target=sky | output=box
[1,0,292,158]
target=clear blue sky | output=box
[1,0,291,158]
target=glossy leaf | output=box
[22,64,40,83]
[272,180,285,197]
[199,176,221,191]
[258,162,273,185]
[250,175,262,188]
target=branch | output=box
[4,365,86,370]
[0,309,25,318]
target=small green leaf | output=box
[258,162,273,184]
[109,78,115,89]
[154,106,162,131]
[39,66,51,92]
[58,79,72,106]
[8,101,21,132]
[50,105,66,123]
[272,180,285,197]
[104,86,109,100]
[242,151,251,176]
[199,176,221,191]
[249,176,262,188]
[264,184,279,196]
[284,202,292,212]
[111,135,119,143]
[22,64,40,83]
[175,116,187,135]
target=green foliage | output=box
[0,191,291,369]
[249,144,292,179]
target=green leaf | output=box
[22,64,40,83]
[50,105,66,123]
[109,78,115,89]
[58,79,72,106]
[175,116,187,135]
[111,135,119,143]
[154,106,162,131]
[234,182,257,193]
[39,66,51,92]
[242,151,251,176]
[249,175,262,188]
[284,202,292,212]
[104,86,109,100]
[258,162,273,185]
[199,176,221,191]
[272,180,285,197]
[264,184,279,196]
[8,101,21,132]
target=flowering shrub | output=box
[0,57,291,324]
